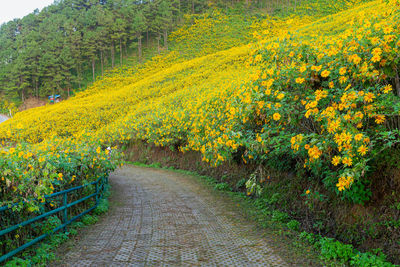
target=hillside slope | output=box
[1,0,400,264]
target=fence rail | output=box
[0,175,108,263]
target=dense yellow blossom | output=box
[1,0,399,203]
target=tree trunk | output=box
[53,82,56,101]
[100,50,104,77]
[35,79,39,99]
[92,58,95,82]
[157,36,160,54]
[120,38,123,66]
[111,41,115,68]
[77,64,82,88]
[138,35,142,63]
[146,31,149,47]
[20,77,24,103]
[163,29,168,50]
[192,0,195,13]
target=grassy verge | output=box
[127,161,397,267]
[3,186,111,267]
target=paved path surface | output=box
[55,166,288,266]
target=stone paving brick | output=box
[54,166,288,266]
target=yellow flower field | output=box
[1,0,399,205]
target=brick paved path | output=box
[55,166,288,266]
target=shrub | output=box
[287,220,301,231]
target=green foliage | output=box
[245,173,263,196]
[235,178,247,189]
[299,231,317,244]
[350,251,393,267]
[81,214,98,226]
[0,137,119,209]
[265,192,281,205]
[287,220,300,231]
[41,216,62,235]
[271,210,290,223]
[299,232,397,266]
[94,199,110,215]
[214,182,232,191]
[318,237,354,265]
[5,257,30,267]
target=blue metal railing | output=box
[0,175,109,263]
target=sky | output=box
[0,0,54,25]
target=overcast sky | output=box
[0,0,54,25]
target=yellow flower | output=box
[358,145,368,156]
[296,77,305,84]
[308,145,322,160]
[277,93,285,100]
[364,92,375,103]
[273,113,281,121]
[375,114,385,124]
[339,67,347,75]
[372,47,382,56]
[342,157,353,166]
[351,54,362,64]
[339,76,348,84]
[354,133,363,141]
[311,65,322,72]
[371,54,381,62]
[382,84,392,94]
[336,176,354,191]
[331,156,341,166]
[305,190,310,195]
[321,70,330,78]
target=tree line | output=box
[0,0,215,102]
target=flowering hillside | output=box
[1,0,400,263]
[2,0,400,198]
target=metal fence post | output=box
[95,181,99,206]
[63,192,68,232]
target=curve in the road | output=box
[55,166,288,266]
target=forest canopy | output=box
[0,0,212,103]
